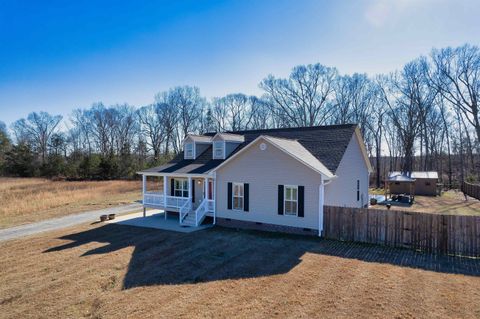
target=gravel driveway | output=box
[0,203,142,242]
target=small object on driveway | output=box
[108,214,116,220]
[100,215,108,222]
[386,203,391,210]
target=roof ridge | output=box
[262,135,298,142]
[204,123,358,135]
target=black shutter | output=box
[227,182,232,209]
[298,186,304,217]
[244,183,249,212]
[357,180,360,201]
[278,185,284,215]
[170,178,174,196]
[191,180,195,202]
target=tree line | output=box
[0,44,479,187]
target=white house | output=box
[138,124,372,236]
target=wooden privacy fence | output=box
[462,182,480,201]
[323,206,480,257]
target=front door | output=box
[193,179,204,209]
[208,180,213,200]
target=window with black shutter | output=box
[279,185,304,217]
[284,185,298,216]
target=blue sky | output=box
[0,0,479,126]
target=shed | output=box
[388,171,439,196]
[386,173,416,201]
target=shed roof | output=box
[389,171,438,179]
[387,174,416,182]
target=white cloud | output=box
[364,0,431,27]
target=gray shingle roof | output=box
[138,124,357,175]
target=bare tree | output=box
[11,112,63,163]
[249,96,273,129]
[154,92,179,154]
[137,104,166,160]
[113,104,138,155]
[260,63,337,127]
[168,86,204,140]
[71,109,93,154]
[431,44,480,147]
[380,58,437,173]
[211,93,265,131]
[364,79,386,188]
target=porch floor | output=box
[106,209,213,233]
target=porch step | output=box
[181,212,197,226]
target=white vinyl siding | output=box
[324,134,370,208]
[284,185,298,216]
[174,179,189,198]
[216,138,321,229]
[232,183,244,210]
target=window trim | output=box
[184,142,195,159]
[284,185,298,216]
[213,141,225,159]
[232,182,244,211]
[174,178,189,198]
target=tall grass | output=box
[0,178,141,228]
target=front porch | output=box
[141,174,216,227]
[106,209,213,233]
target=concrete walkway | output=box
[0,203,142,242]
[107,209,213,233]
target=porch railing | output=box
[143,192,164,206]
[179,200,192,223]
[206,199,215,213]
[143,193,189,209]
[194,199,215,226]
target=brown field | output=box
[0,224,479,319]
[371,189,480,215]
[0,178,141,228]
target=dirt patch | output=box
[371,189,480,215]
[0,223,479,318]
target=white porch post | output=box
[188,176,192,203]
[163,175,167,220]
[318,177,325,237]
[142,174,146,217]
[213,173,217,224]
[205,177,209,201]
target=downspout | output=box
[318,176,325,237]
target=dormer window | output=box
[185,143,194,158]
[213,141,224,159]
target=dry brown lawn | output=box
[0,178,141,228]
[371,189,480,215]
[0,223,479,319]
